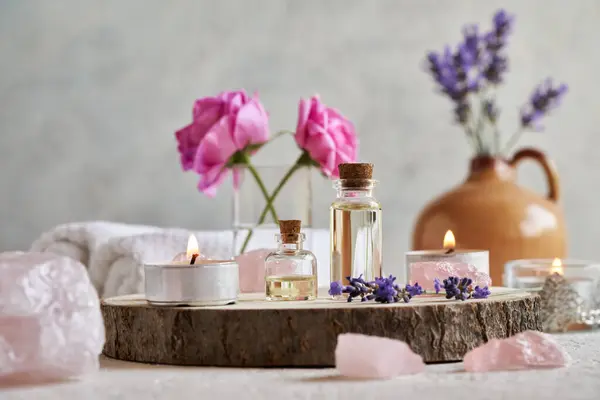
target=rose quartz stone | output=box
[410,261,491,291]
[464,330,571,372]
[235,248,274,293]
[0,252,105,383]
[335,333,425,379]
[236,249,299,293]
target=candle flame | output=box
[550,258,563,275]
[443,230,456,250]
[186,234,200,259]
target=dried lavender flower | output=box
[329,281,345,296]
[434,278,442,294]
[520,79,568,130]
[405,282,424,297]
[333,275,485,304]
[441,276,491,301]
[472,285,491,299]
[374,275,398,303]
[481,10,514,85]
[483,99,499,123]
[492,10,515,38]
[427,48,466,102]
[483,53,508,84]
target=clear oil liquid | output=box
[265,275,317,301]
[330,203,382,285]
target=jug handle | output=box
[509,148,559,202]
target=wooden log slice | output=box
[101,289,540,367]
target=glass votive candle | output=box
[504,258,600,331]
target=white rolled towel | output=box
[89,230,233,298]
[30,221,162,268]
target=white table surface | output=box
[3,331,600,400]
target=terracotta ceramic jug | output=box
[412,147,566,285]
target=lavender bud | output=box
[434,278,442,294]
[328,281,344,296]
[473,286,491,299]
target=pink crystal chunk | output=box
[335,333,425,379]
[410,261,491,291]
[235,248,297,293]
[464,330,571,372]
[235,248,274,293]
[0,252,105,383]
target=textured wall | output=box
[1,0,598,277]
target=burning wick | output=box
[187,234,200,265]
[550,258,563,275]
[443,230,456,255]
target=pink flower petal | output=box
[304,125,337,176]
[222,90,249,116]
[193,116,237,174]
[197,166,228,198]
[295,98,311,148]
[193,96,224,123]
[308,96,326,126]
[233,98,269,149]
[219,90,249,104]
[175,123,203,171]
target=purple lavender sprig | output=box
[374,275,424,303]
[328,274,374,302]
[520,79,568,131]
[440,276,491,301]
[472,285,491,299]
[500,79,568,153]
[482,10,514,84]
[424,9,567,156]
[328,275,424,304]
[328,275,488,304]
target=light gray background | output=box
[0,0,596,274]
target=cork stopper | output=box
[279,220,302,243]
[338,163,374,188]
[339,163,373,180]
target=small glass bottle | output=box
[265,220,318,301]
[330,163,382,287]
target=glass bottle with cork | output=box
[330,163,382,288]
[265,220,318,301]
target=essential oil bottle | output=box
[265,220,317,301]
[330,163,382,287]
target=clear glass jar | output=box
[504,258,600,331]
[265,233,317,301]
[330,179,383,286]
[232,165,312,255]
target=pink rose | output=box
[175,90,269,197]
[295,95,358,178]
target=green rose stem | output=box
[501,128,524,156]
[242,155,279,226]
[239,151,311,254]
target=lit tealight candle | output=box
[550,258,563,275]
[171,235,207,265]
[504,257,600,331]
[144,234,239,306]
[405,230,490,289]
[443,230,456,253]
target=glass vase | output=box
[232,165,313,255]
